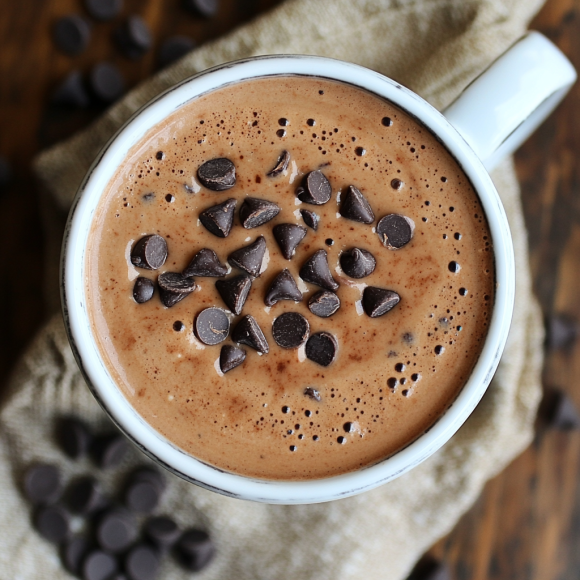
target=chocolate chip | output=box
[273,223,307,260]
[91,433,130,469]
[90,62,125,103]
[199,198,236,238]
[158,35,195,67]
[300,209,319,231]
[228,236,267,277]
[158,272,196,294]
[183,248,227,277]
[305,332,338,366]
[308,290,340,318]
[123,480,160,515]
[232,315,269,354]
[114,16,152,60]
[340,248,376,278]
[272,312,310,349]
[215,275,252,315]
[197,158,236,191]
[540,388,580,430]
[339,185,375,224]
[195,308,230,346]
[124,544,161,580]
[144,516,181,548]
[66,477,104,515]
[391,178,403,190]
[362,287,400,317]
[83,550,119,580]
[239,197,281,228]
[183,0,219,18]
[24,464,62,505]
[52,70,90,108]
[219,344,246,373]
[62,535,91,576]
[159,288,187,308]
[175,529,215,572]
[133,277,155,303]
[304,387,321,402]
[131,235,168,270]
[54,15,91,56]
[35,505,70,543]
[297,170,332,205]
[56,416,93,459]
[267,150,290,177]
[85,0,123,20]
[547,313,579,350]
[376,214,415,249]
[97,509,137,553]
[299,250,339,291]
[265,269,302,306]
[131,467,165,492]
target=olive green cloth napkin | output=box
[1,0,545,579]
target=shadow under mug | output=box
[62,32,575,504]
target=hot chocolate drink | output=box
[86,76,494,480]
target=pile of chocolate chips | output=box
[130,151,416,374]
[22,417,214,580]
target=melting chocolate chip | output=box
[339,185,375,224]
[376,214,415,249]
[325,238,334,246]
[304,387,321,402]
[232,315,269,354]
[91,433,129,469]
[273,223,307,259]
[197,158,236,191]
[96,509,137,553]
[158,272,196,295]
[305,332,338,366]
[308,290,340,318]
[53,15,91,56]
[90,62,125,103]
[340,248,376,278]
[199,198,236,238]
[144,516,181,548]
[133,277,155,303]
[183,248,227,277]
[273,312,310,349]
[391,178,403,190]
[85,0,123,21]
[228,236,267,277]
[52,70,90,108]
[215,275,252,315]
[267,150,290,177]
[63,535,91,576]
[24,464,62,505]
[114,16,152,60]
[83,550,119,580]
[362,287,400,318]
[183,0,219,18]
[219,344,247,373]
[56,417,93,460]
[131,235,168,270]
[158,35,195,68]
[297,170,332,205]
[175,529,215,572]
[158,288,187,308]
[195,308,230,346]
[35,505,70,544]
[239,197,281,229]
[300,209,319,231]
[299,250,339,291]
[66,477,104,515]
[124,544,160,580]
[265,269,302,306]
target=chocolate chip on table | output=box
[83,550,119,580]
[265,269,302,306]
[197,158,236,191]
[114,16,153,60]
[133,277,155,304]
[273,223,307,260]
[158,35,195,68]
[547,313,579,350]
[272,312,310,349]
[66,476,104,515]
[195,307,230,346]
[304,387,321,402]
[232,315,269,354]
[199,198,236,238]
[308,290,340,318]
[340,248,376,278]
[131,235,168,270]
[85,0,123,21]
[124,543,161,580]
[339,185,375,224]
[219,344,247,374]
[144,516,181,548]
[267,150,290,177]
[297,170,332,205]
[131,466,165,492]
[124,480,160,514]
[183,248,227,277]
[53,15,91,56]
[90,62,126,103]
[52,70,90,108]
[24,464,62,505]
[239,197,281,229]
[91,433,130,469]
[228,236,267,278]
[300,209,319,231]
[56,416,93,459]
[305,332,338,367]
[376,214,415,249]
[96,509,138,553]
[215,275,252,315]
[175,529,216,572]
[62,535,91,576]
[183,0,219,18]
[34,505,70,544]
[299,250,339,291]
[362,287,400,318]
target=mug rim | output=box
[62,54,515,504]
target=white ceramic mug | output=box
[62,32,576,504]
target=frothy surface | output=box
[87,76,495,480]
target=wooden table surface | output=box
[1,0,579,578]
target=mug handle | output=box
[442,31,576,171]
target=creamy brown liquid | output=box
[87,76,495,480]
